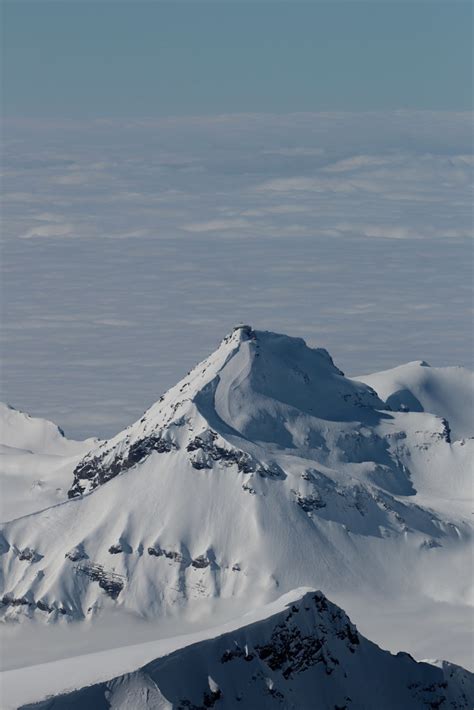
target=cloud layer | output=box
[2,112,473,437]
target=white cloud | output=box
[93,318,134,327]
[240,205,310,217]
[52,173,92,186]
[182,219,250,233]
[322,154,397,172]
[255,176,357,193]
[261,147,325,157]
[105,229,151,240]
[19,223,74,239]
[335,223,474,240]
[2,111,473,438]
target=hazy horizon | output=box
[2,1,472,438]
[2,110,473,438]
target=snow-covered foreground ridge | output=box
[1,326,473,665]
[18,589,474,710]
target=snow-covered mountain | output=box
[0,403,97,520]
[1,326,472,676]
[356,360,474,441]
[20,589,474,710]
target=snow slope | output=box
[1,326,472,673]
[19,589,474,710]
[355,361,474,441]
[0,403,78,456]
[0,403,97,520]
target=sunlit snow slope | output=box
[1,326,472,668]
[0,403,97,520]
[356,360,474,441]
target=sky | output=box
[3,1,472,116]
[1,2,473,439]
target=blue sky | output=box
[3,1,472,117]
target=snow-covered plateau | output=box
[1,326,473,708]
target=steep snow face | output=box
[209,328,386,437]
[20,590,474,710]
[356,361,474,441]
[67,326,387,497]
[0,404,97,520]
[0,327,472,671]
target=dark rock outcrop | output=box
[147,545,187,564]
[18,547,43,563]
[74,562,124,600]
[68,435,176,498]
[65,545,88,562]
[187,431,256,473]
[17,591,474,709]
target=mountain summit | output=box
[1,327,472,676]
[68,326,385,497]
[20,589,474,710]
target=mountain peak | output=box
[216,326,347,394]
[230,322,255,339]
[20,588,474,710]
[2,328,472,677]
[67,327,386,497]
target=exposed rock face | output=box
[1,327,471,648]
[254,593,359,679]
[68,434,176,497]
[17,547,42,563]
[147,545,213,570]
[108,540,132,555]
[108,544,122,554]
[293,491,327,512]
[441,417,452,444]
[74,562,124,600]
[191,554,211,569]
[1,594,68,617]
[147,545,187,564]
[19,591,474,710]
[65,545,87,562]
[187,430,256,473]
